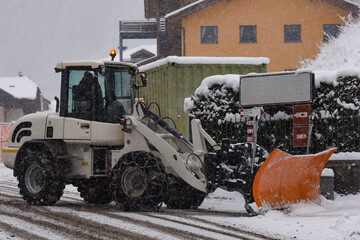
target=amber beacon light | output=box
[110,49,116,61]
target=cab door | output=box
[60,68,98,141]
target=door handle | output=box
[80,123,90,129]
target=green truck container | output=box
[138,56,268,139]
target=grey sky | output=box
[0,0,150,99]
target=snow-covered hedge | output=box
[184,70,360,152]
[185,70,360,120]
[184,74,241,124]
[313,70,360,117]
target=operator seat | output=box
[72,71,104,121]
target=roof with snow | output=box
[101,45,157,63]
[123,45,157,61]
[165,0,359,20]
[0,76,38,100]
[139,56,269,72]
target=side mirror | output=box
[129,68,139,76]
[141,73,148,87]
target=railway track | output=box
[0,181,283,240]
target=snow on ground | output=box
[0,230,20,240]
[330,152,360,160]
[236,196,360,240]
[1,163,360,240]
[0,164,16,182]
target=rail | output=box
[201,115,360,154]
[120,20,157,33]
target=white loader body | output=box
[3,103,214,192]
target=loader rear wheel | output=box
[75,178,113,204]
[111,151,167,211]
[17,146,65,205]
[165,175,206,209]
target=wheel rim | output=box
[121,167,147,197]
[25,164,44,194]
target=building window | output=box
[240,25,257,43]
[284,25,301,43]
[201,26,218,44]
[323,24,340,42]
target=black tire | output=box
[75,178,113,204]
[17,146,65,205]
[111,151,167,211]
[165,175,206,209]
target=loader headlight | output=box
[120,118,132,126]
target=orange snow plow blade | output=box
[253,147,337,208]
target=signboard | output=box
[240,72,314,107]
[293,125,310,147]
[293,104,311,148]
[293,104,311,125]
[247,136,254,143]
[240,107,264,118]
[247,128,254,134]
[247,118,255,143]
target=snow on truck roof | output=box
[138,56,270,72]
[55,60,137,70]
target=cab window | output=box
[61,66,133,123]
[99,67,134,123]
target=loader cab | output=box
[56,61,138,123]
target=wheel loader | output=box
[2,50,336,212]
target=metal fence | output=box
[0,123,13,163]
[201,115,360,154]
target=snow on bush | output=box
[300,15,360,72]
[184,74,241,124]
[312,72,360,117]
[300,16,360,116]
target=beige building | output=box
[143,0,359,72]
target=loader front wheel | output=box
[165,175,206,209]
[17,146,65,205]
[75,178,113,204]
[111,151,167,211]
